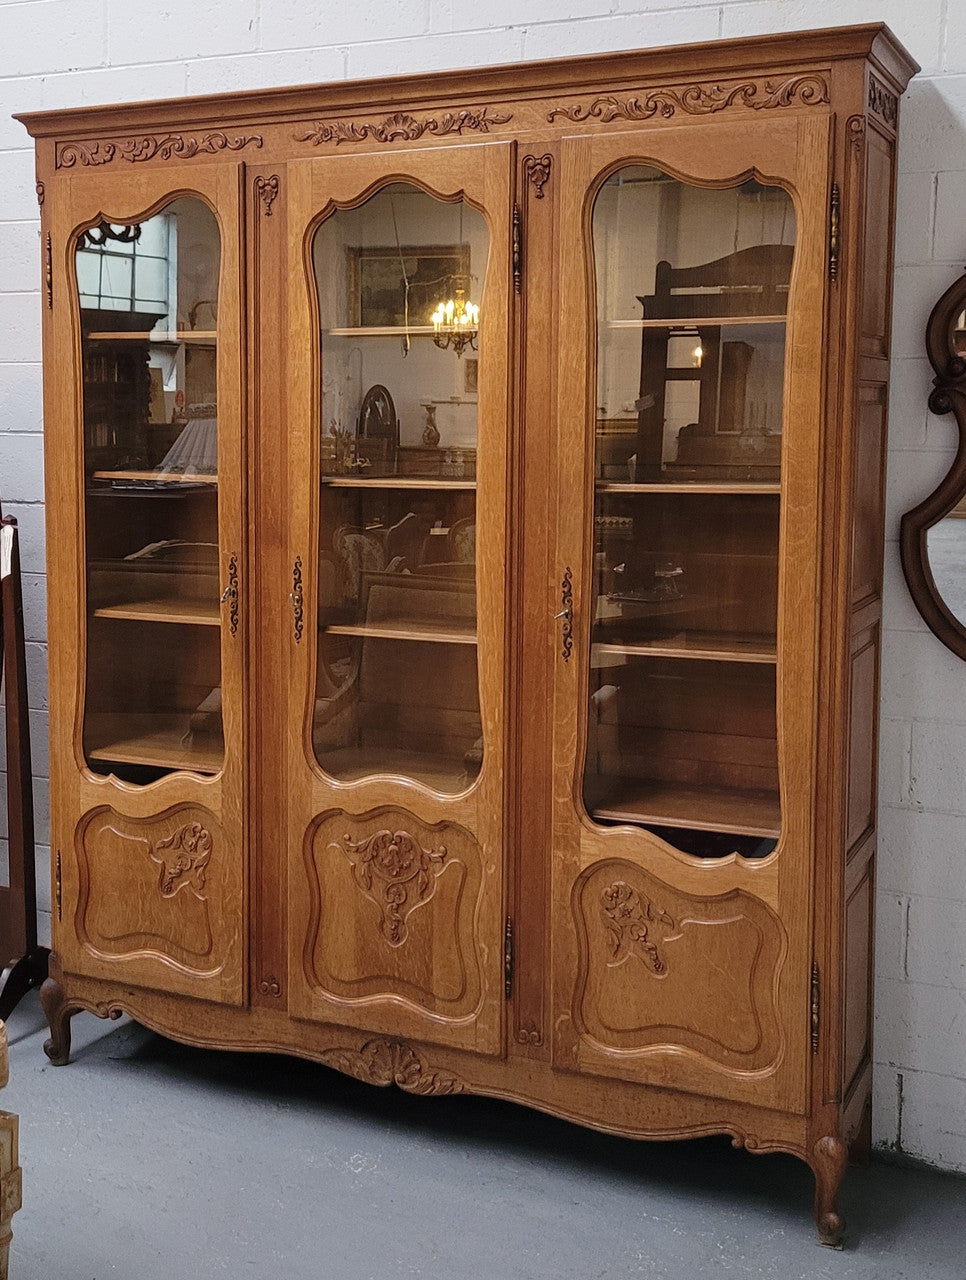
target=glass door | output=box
[285,145,512,1054]
[551,118,831,1112]
[54,166,246,1005]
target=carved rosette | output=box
[56,131,263,169]
[320,1038,465,1095]
[295,106,512,147]
[868,75,899,127]
[548,74,828,124]
[600,880,679,974]
[149,822,213,898]
[337,829,447,945]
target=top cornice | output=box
[16,23,917,141]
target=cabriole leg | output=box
[39,977,73,1066]
[811,1134,848,1246]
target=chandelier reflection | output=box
[431,285,479,357]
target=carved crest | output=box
[295,106,512,147]
[601,880,679,974]
[320,1038,465,1095]
[548,74,828,124]
[337,828,447,945]
[56,131,263,169]
[523,153,553,198]
[149,823,213,898]
[254,174,280,216]
[868,76,898,127]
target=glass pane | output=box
[78,196,223,782]
[584,166,795,858]
[312,182,487,792]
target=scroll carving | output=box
[868,75,898,127]
[523,153,553,199]
[320,1038,465,1095]
[254,174,279,216]
[295,106,512,147]
[36,182,44,208]
[548,74,828,124]
[226,554,239,636]
[337,828,447,945]
[601,880,679,975]
[56,131,263,169]
[516,1023,543,1046]
[149,822,213,898]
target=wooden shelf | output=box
[325,325,436,338]
[323,621,477,644]
[315,745,475,792]
[605,315,786,329]
[321,476,476,490]
[591,635,776,665]
[86,714,222,774]
[86,330,217,343]
[588,777,781,839]
[92,470,218,485]
[596,481,780,495]
[92,598,220,626]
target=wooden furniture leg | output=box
[811,1135,848,1247]
[39,974,74,1066]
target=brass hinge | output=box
[829,183,840,281]
[810,961,821,1053]
[504,916,514,999]
[56,850,62,922]
[45,231,52,309]
[290,556,304,643]
[512,204,522,294]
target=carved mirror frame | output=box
[900,268,966,660]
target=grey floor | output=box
[0,991,963,1280]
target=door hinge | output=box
[56,849,62,922]
[810,961,821,1053]
[45,231,52,309]
[504,916,514,999]
[512,204,522,294]
[829,183,840,281]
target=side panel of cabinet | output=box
[549,116,832,1112]
[45,163,247,1005]
[283,143,513,1055]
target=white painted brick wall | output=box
[0,0,963,1174]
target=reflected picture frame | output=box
[349,244,470,329]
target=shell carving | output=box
[337,829,447,945]
[320,1038,465,1095]
[295,106,512,147]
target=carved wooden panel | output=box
[300,807,484,1024]
[847,628,879,851]
[860,128,895,359]
[844,855,873,1093]
[851,385,888,608]
[571,861,784,1073]
[73,805,242,1000]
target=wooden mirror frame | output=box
[900,268,966,660]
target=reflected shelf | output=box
[324,325,437,338]
[591,635,776,665]
[92,598,220,626]
[86,713,222,774]
[321,476,476,490]
[314,745,477,793]
[604,315,787,329]
[92,470,218,486]
[587,776,781,839]
[323,621,477,645]
[85,330,217,343]
[596,481,781,495]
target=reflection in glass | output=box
[312,183,488,792]
[79,197,223,782]
[583,166,795,857]
[927,515,966,625]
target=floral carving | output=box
[548,74,828,124]
[149,823,213,898]
[868,76,898,127]
[601,880,679,975]
[295,106,512,147]
[523,153,553,199]
[56,131,263,169]
[254,174,280,216]
[320,1038,465,1095]
[337,829,447,945]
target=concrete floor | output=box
[0,991,963,1280]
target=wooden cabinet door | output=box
[284,143,513,1055]
[549,115,831,1113]
[46,163,247,1005]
